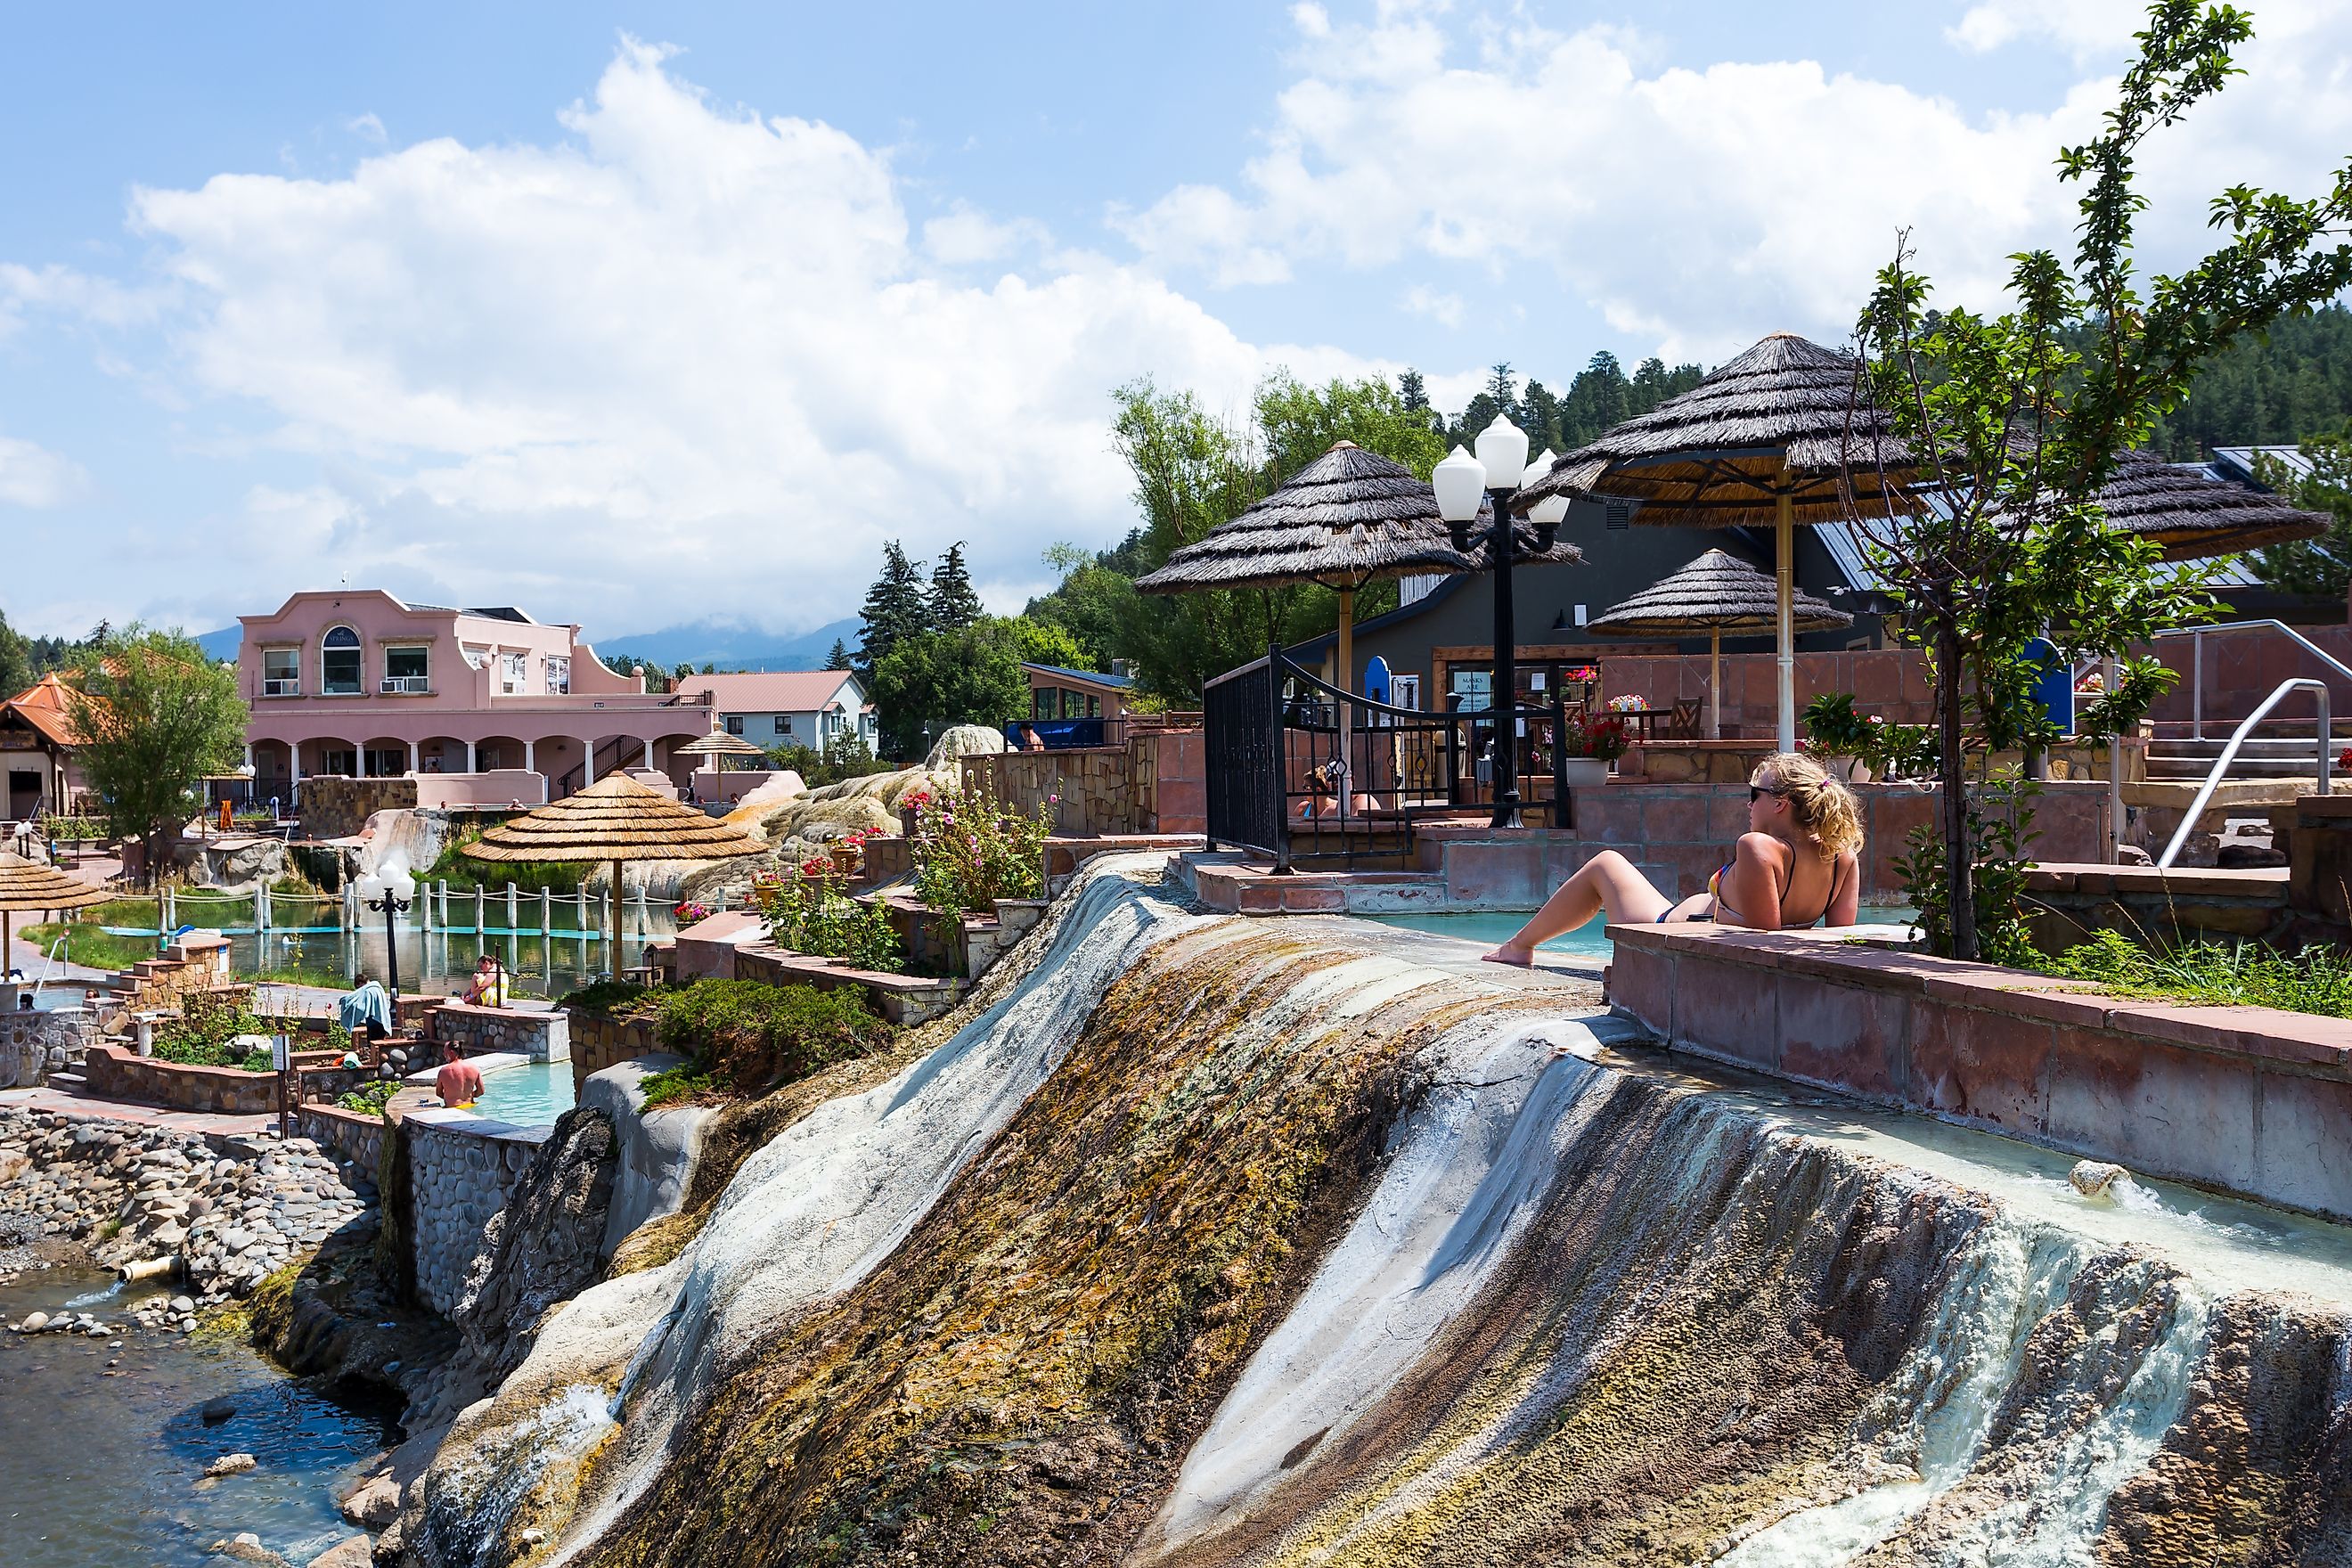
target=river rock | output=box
[308,1537,373,1568]
[203,1451,257,1476]
[339,1470,403,1526]
[201,1397,237,1424]
[172,1295,196,1315]
[18,1311,47,1333]
[2070,1159,2129,1198]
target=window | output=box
[1087,694,1102,717]
[318,747,357,777]
[1033,689,1055,720]
[1605,500,1632,530]
[381,645,429,693]
[725,715,745,736]
[772,715,791,736]
[544,656,570,695]
[500,653,527,695]
[261,648,299,697]
[363,747,408,778]
[322,627,362,696]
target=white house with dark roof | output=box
[670,670,878,752]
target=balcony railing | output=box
[1205,648,1580,870]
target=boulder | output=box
[308,1537,373,1568]
[926,724,1007,768]
[203,1451,258,1477]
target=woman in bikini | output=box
[1482,751,1863,966]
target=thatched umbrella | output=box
[1136,437,1581,712]
[461,774,764,974]
[676,723,769,773]
[1588,550,1852,739]
[1517,332,1920,749]
[2099,450,2330,560]
[0,852,112,980]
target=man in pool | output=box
[435,1043,485,1109]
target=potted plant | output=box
[1558,712,1629,788]
[1801,693,1874,782]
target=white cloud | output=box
[1401,283,1463,326]
[346,111,388,144]
[0,434,90,508]
[21,40,1378,636]
[1119,4,2352,362]
[921,203,1047,265]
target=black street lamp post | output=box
[355,863,417,1006]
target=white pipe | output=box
[2159,677,2332,868]
[118,1255,178,1283]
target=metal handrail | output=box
[2155,620,2352,741]
[2157,676,2332,868]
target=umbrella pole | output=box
[1710,630,1722,742]
[1776,488,1796,753]
[1337,591,1354,817]
[610,856,622,979]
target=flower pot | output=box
[1819,755,1872,784]
[829,844,862,878]
[1559,756,1610,789]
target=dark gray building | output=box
[1287,495,1885,709]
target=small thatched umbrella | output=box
[0,852,113,979]
[676,723,769,773]
[2099,450,2331,560]
[1136,437,1581,708]
[1588,550,1852,739]
[461,774,764,974]
[1518,332,1921,749]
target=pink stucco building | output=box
[238,591,715,800]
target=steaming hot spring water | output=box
[380,855,2352,1567]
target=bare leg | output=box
[1482,850,1673,965]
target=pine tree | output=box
[1398,368,1430,412]
[855,541,930,677]
[927,541,984,632]
[825,638,853,672]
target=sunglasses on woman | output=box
[1750,785,1786,801]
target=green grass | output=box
[2035,928,2352,1018]
[23,907,161,972]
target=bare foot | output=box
[1481,945,1534,968]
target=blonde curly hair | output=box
[1753,751,1864,860]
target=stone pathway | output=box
[0,1086,282,1139]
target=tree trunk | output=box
[1935,628,1978,960]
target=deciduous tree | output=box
[63,627,248,884]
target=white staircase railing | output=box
[2156,619,2352,740]
[2156,677,2332,869]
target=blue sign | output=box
[2025,636,2074,735]
[1364,656,1392,706]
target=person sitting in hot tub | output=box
[1483,751,1862,965]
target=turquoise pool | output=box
[470,1060,576,1126]
[1363,907,1920,960]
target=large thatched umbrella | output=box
[1137,438,1580,719]
[461,774,764,974]
[0,852,112,980]
[1518,333,1920,749]
[1588,550,1852,739]
[2098,450,2331,560]
[1137,439,1581,794]
[676,722,769,773]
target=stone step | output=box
[45,1073,88,1093]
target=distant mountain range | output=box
[189,617,862,673]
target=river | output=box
[0,1268,396,1567]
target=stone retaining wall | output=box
[568,1009,664,1099]
[297,1102,391,1172]
[1607,923,2352,1222]
[78,1044,325,1115]
[2022,864,2295,950]
[404,1109,551,1317]
[429,1001,568,1062]
[0,1006,93,1088]
[298,776,420,840]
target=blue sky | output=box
[1,0,2345,647]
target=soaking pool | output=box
[1363,905,1921,960]
[468,1061,576,1127]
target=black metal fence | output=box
[1205,649,1580,870]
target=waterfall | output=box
[406,858,2352,1568]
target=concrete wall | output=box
[414,770,549,809]
[1608,922,2352,1223]
[404,1109,551,1316]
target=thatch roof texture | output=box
[1587,550,1853,637]
[676,726,769,759]
[1135,441,1582,595]
[2100,450,2331,561]
[1517,333,1919,527]
[461,774,765,864]
[0,852,112,913]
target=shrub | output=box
[559,978,659,1016]
[755,876,903,972]
[151,990,275,1071]
[1558,712,1629,763]
[651,979,893,1098]
[911,784,1052,914]
[336,1080,400,1120]
[639,1063,718,1109]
